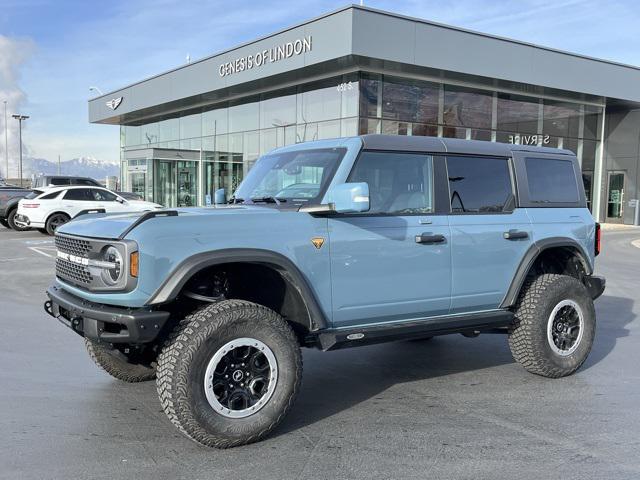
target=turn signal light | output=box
[22,203,40,208]
[130,251,139,277]
[595,223,601,256]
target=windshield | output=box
[233,148,345,205]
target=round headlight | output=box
[102,246,123,285]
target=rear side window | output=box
[446,156,513,213]
[525,158,579,203]
[64,189,92,201]
[39,191,61,200]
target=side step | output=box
[315,310,514,351]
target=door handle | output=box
[415,233,446,244]
[503,230,529,240]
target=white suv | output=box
[15,186,163,235]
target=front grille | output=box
[56,258,93,286]
[55,235,93,257]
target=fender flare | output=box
[146,248,329,331]
[500,237,593,308]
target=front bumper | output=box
[584,275,606,300]
[45,284,170,344]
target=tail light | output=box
[595,222,601,256]
[22,203,40,208]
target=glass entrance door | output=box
[156,160,176,208]
[606,171,625,223]
[177,161,197,207]
[130,172,146,199]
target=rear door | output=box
[328,151,451,327]
[446,155,533,313]
[62,188,99,217]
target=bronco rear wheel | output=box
[85,339,157,382]
[508,273,595,378]
[156,300,302,448]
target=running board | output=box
[315,310,514,351]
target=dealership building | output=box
[88,5,640,223]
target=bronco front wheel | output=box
[156,300,302,448]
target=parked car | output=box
[15,186,163,235]
[32,175,102,189]
[44,135,604,448]
[0,186,34,230]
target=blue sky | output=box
[1,0,639,166]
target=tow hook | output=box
[43,300,53,317]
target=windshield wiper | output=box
[250,196,287,205]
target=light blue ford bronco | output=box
[45,135,605,448]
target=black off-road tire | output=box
[156,300,302,448]
[508,274,596,378]
[85,339,156,382]
[45,212,70,235]
[7,209,29,231]
[0,218,9,229]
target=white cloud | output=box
[0,35,34,178]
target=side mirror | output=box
[214,188,226,205]
[327,182,370,213]
[116,196,126,204]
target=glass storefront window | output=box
[229,99,260,133]
[359,118,381,135]
[443,85,492,129]
[202,107,228,136]
[141,122,159,146]
[125,125,141,147]
[159,117,180,142]
[297,79,342,124]
[543,100,580,138]
[180,113,202,140]
[583,105,600,140]
[497,94,538,134]
[261,89,296,130]
[360,73,381,118]
[382,77,438,124]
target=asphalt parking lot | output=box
[1,226,639,480]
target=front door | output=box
[328,151,451,327]
[156,160,176,208]
[606,171,625,223]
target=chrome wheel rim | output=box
[204,338,278,419]
[547,299,584,356]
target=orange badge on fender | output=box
[311,237,325,249]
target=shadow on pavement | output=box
[582,294,635,370]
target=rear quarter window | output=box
[525,158,579,203]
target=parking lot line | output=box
[29,246,55,258]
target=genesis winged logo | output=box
[106,97,123,110]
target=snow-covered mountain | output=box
[24,157,120,180]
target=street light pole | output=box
[12,114,29,187]
[3,101,7,180]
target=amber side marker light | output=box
[130,252,139,277]
[595,223,601,256]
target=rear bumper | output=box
[45,284,170,344]
[584,275,606,300]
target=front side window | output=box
[348,152,433,215]
[525,157,579,203]
[447,156,513,213]
[64,189,92,201]
[233,148,345,205]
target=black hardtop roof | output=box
[360,134,575,157]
